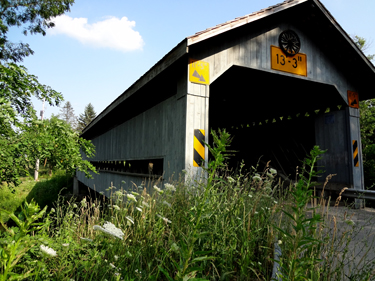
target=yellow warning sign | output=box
[271,45,307,77]
[348,91,359,109]
[189,59,209,85]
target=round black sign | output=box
[279,30,301,56]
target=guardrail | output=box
[341,189,375,201]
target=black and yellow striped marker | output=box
[353,140,359,167]
[193,129,205,167]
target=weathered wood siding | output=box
[189,22,360,103]
[77,93,187,194]
[185,21,363,187]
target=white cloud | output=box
[48,15,144,52]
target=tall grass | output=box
[1,130,375,280]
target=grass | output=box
[1,131,375,280]
[0,169,73,224]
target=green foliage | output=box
[273,146,326,281]
[0,0,75,63]
[359,99,375,186]
[59,101,77,131]
[77,103,97,132]
[0,199,50,281]
[352,35,375,61]
[23,115,97,178]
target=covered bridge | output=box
[77,0,375,196]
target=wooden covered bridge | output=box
[77,0,375,196]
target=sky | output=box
[8,0,375,120]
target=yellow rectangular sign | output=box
[271,45,307,77]
[189,59,209,85]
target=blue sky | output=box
[8,0,375,119]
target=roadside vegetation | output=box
[1,129,375,281]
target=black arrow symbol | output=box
[193,70,206,82]
[351,99,358,106]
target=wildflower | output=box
[114,191,123,197]
[153,185,163,194]
[278,240,282,245]
[126,216,134,225]
[274,201,278,204]
[62,243,69,247]
[253,175,261,181]
[157,214,172,224]
[73,203,78,208]
[171,243,179,253]
[80,237,93,242]
[93,222,125,240]
[110,263,116,268]
[164,183,176,192]
[127,194,137,202]
[81,197,87,208]
[270,168,277,174]
[131,191,140,196]
[114,255,119,261]
[141,201,149,208]
[113,205,121,211]
[136,207,142,212]
[163,201,171,208]
[40,244,57,257]
[248,194,253,198]
[50,208,55,213]
[227,176,235,183]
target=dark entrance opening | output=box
[209,66,346,178]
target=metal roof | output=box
[81,0,375,138]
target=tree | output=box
[77,103,96,132]
[0,0,98,187]
[0,0,75,63]
[352,35,375,61]
[23,115,97,178]
[353,35,375,187]
[59,101,77,130]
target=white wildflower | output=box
[164,183,176,192]
[274,201,278,204]
[81,197,87,208]
[112,205,121,211]
[270,168,277,174]
[157,214,171,224]
[126,216,134,225]
[131,191,140,196]
[253,175,262,181]
[50,208,55,213]
[114,191,123,197]
[153,185,163,194]
[248,194,253,198]
[40,244,57,257]
[162,201,171,208]
[80,237,93,242]
[127,194,137,202]
[93,222,125,240]
[136,207,142,212]
[227,176,235,183]
[72,203,78,208]
[142,201,149,208]
[114,255,118,261]
[62,243,69,247]
[278,240,282,245]
[109,263,116,268]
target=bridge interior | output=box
[209,66,347,179]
